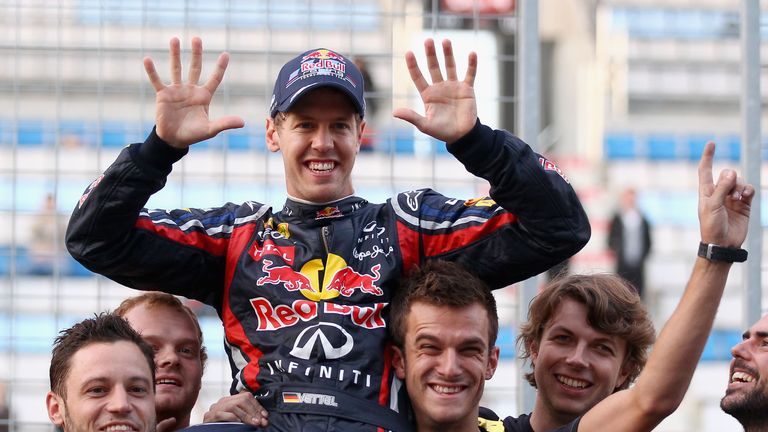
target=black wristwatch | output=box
[698,242,748,263]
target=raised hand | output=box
[144,37,245,149]
[203,391,269,427]
[698,142,754,248]
[393,38,478,144]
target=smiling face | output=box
[530,298,629,427]
[46,341,156,432]
[393,302,499,432]
[721,315,768,427]
[266,87,365,204]
[123,304,203,427]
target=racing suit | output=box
[66,120,590,431]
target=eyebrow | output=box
[413,333,486,347]
[142,334,199,346]
[748,330,768,338]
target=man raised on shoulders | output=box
[66,37,589,430]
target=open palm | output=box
[144,37,244,149]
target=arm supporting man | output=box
[578,141,754,432]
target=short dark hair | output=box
[517,273,656,391]
[49,313,155,398]
[389,260,498,349]
[114,291,208,370]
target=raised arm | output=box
[145,37,244,149]
[578,142,754,432]
[393,38,477,144]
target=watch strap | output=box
[698,242,748,263]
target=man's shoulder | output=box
[478,407,532,432]
[178,423,261,432]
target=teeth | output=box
[103,426,135,431]
[309,161,334,172]
[157,379,179,385]
[732,371,756,383]
[432,385,461,394]
[557,376,589,389]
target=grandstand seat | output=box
[686,135,715,161]
[604,133,637,159]
[647,134,678,160]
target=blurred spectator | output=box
[608,187,652,298]
[0,381,9,432]
[28,193,66,275]
[354,56,377,152]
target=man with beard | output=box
[46,313,156,432]
[721,314,768,431]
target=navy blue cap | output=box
[269,48,365,118]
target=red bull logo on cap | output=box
[299,49,347,79]
[302,49,346,62]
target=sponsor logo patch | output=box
[539,157,569,183]
[282,391,339,407]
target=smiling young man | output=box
[46,313,157,432]
[510,142,753,432]
[389,260,500,432]
[115,292,208,431]
[66,37,590,430]
[720,315,768,431]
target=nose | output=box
[435,349,462,378]
[311,126,333,152]
[155,346,179,369]
[106,386,132,414]
[731,339,752,360]
[564,343,589,369]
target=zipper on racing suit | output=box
[319,225,332,294]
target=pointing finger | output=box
[697,141,715,196]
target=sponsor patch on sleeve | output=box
[78,174,104,208]
[539,157,569,183]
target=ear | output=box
[485,346,500,380]
[614,362,632,391]
[355,119,366,154]
[46,391,65,427]
[392,345,406,380]
[528,339,540,365]
[265,117,280,153]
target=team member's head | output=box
[721,314,768,431]
[517,273,656,426]
[390,260,499,432]
[46,313,156,432]
[265,48,367,203]
[115,292,207,430]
